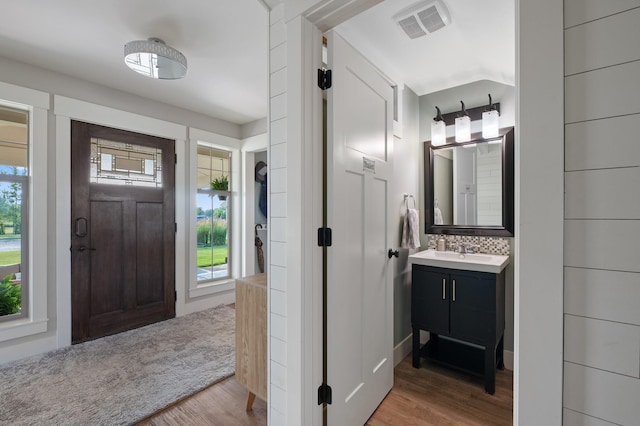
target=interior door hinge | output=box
[318,68,332,90]
[317,227,332,247]
[175,223,177,233]
[174,291,177,302]
[175,153,177,164]
[318,383,332,405]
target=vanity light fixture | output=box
[482,94,500,138]
[454,100,471,142]
[431,106,446,146]
[124,38,187,80]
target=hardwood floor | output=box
[135,376,267,426]
[366,356,513,426]
[138,355,511,426]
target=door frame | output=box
[54,96,188,348]
[281,0,564,424]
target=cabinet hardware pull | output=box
[442,279,446,300]
[453,280,456,301]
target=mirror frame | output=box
[424,126,514,237]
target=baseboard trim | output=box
[504,349,513,371]
[394,334,413,367]
[394,333,514,371]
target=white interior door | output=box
[325,30,394,425]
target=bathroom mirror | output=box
[424,126,514,236]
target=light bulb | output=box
[482,109,500,138]
[431,120,446,146]
[455,115,470,142]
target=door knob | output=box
[77,245,96,252]
[388,249,399,259]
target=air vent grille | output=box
[417,6,446,33]
[393,0,451,40]
[398,15,427,39]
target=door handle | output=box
[452,279,456,302]
[77,245,96,252]
[442,278,446,300]
[388,249,399,259]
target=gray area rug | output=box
[0,305,235,425]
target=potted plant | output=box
[210,175,229,200]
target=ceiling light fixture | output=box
[124,38,187,80]
[455,101,471,142]
[431,106,446,146]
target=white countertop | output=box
[409,249,510,274]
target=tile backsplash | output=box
[426,234,511,256]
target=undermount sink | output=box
[433,251,494,262]
[409,249,509,273]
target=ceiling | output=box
[0,1,513,126]
[0,0,269,125]
[337,0,515,96]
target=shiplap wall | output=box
[563,1,640,424]
[269,4,288,424]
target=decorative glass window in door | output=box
[90,138,162,187]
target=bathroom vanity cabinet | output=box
[411,264,505,394]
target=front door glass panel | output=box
[90,138,162,187]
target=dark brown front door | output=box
[71,121,175,343]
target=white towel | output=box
[401,208,421,250]
[434,206,444,225]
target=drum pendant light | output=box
[124,38,187,80]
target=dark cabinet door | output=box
[449,273,496,343]
[412,267,449,334]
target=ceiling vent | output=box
[393,0,451,39]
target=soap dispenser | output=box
[436,237,446,251]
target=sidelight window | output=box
[0,107,28,321]
[195,145,230,282]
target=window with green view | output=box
[196,145,230,282]
[0,106,28,320]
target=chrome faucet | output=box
[455,243,478,254]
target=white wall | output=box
[392,86,420,354]
[515,0,564,423]
[0,57,241,139]
[0,56,256,364]
[267,5,292,424]
[562,1,640,424]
